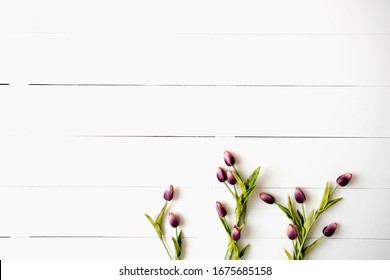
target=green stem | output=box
[232,165,242,180]
[224,182,236,198]
[160,238,173,260]
[224,247,229,260]
[301,203,306,218]
[329,185,339,198]
[295,217,316,260]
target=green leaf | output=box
[145,213,163,239]
[233,243,240,260]
[319,182,330,211]
[178,230,183,247]
[172,237,181,260]
[287,195,296,224]
[324,197,343,211]
[156,202,168,227]
[244,166,261,190]
[219,217,231,235]
[239,244,250,259]
[145,213,156,227]
[241,185,256,206]
[275,202,294,222]
[303,236,324,258]
[304,209,314,232]
[233,172,246,194]
[284,248,293,260]
[296,209,304,228]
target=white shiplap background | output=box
[1,0,389,259]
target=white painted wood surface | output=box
[0,0,389,259]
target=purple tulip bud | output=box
[226,170,236,185]
[323,223,337,237]
[216,201,227,217]
[287,224,297,240]
[294,187,306,204]
[168,212,180,228]
[216,167,227,182]
[223,150,235,167]
[163,185,174,201]
[336,173,352,187]
[231,225,241,241]
[259,192,275,204]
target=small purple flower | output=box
[336,173,352,187]
[231,225,241,241]
[223,150,235,167]
[163,185,174,201]
[168,212,180,228]
[216,201,227,217]
[294,187,306,204]
[259,192,275,204]
[216,167,227,182]
[287,224,297,240]
[323,223,337,237]
[226,170,236,185]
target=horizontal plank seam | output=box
[28,84,390,88]
[0,186,386,190]
[0,236,388,241]
[8,32,390,36]
[78,135,390,139]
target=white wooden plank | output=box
[8,34,390,85]
[0,137,388,189]
[2,0,389,34]
[0,237,388,259]
[0,187,388,239]
[1,86,389,137]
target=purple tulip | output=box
[336,173,352,187]
[163,185,174,201]
[287,224,297,240]
[216,201,227,217]
[223,150,235,167]
[231,225,241,241]
[259,192,275,204]
[168,212,180,228]
[216,167,227,182]
[294,187,306,204]
[226,170,236,185]
[323,223,337,237]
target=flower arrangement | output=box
[145,185,183,260]
[215,151,261,260]
[259,173,353,260]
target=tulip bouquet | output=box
[216,151,261,260]
[145,185,183,260]
[260,173,352,260]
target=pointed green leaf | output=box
[244,166,261,190]
[241,185,256,206]
[303,236,324,258]
[319,182,330,211]
[284,248,293,260]
[324,197,343,211]
[296,209,304,228]
[304,209,314,232]
[145,213,156,227]
[178,230,183,247]
[145,213,163,239]
[219,217,231,235]
[275,203,293,222]
[156,202,168,227]
[232,172,246,194]
[287,195,297,224]
[239,244,251,259]
[172,237,181,260]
